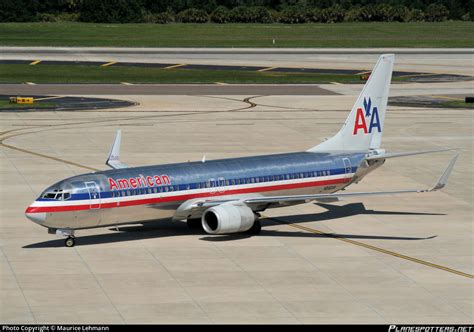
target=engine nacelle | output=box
[202,203,257,234]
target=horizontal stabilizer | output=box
[106,129,128,170]
[366,148,454,161]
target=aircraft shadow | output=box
[23,203,440,248]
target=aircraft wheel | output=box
[65,237,75,248]
[246,220,261,235]
[187,218,203,230]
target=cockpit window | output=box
[41,189,71,200]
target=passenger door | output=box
[85,181,101,209]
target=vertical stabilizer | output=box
[308,54,394,152]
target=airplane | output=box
[25,54,458,247]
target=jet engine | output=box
[202,203,257,234]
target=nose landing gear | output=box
[65,236,76,247]
[55,229,76,248]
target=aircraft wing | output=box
[243,154,458,206]
[173,154,457,219]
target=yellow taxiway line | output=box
[101,61,117,67]
[29,60,41,65]
[258,66,277,72]
[265,216,473,279]
[164,64,186,69]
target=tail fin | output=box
[308,54,394,153]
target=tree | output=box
[424,3,449,22]
[80,0,144,23]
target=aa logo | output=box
[353,97,381,135]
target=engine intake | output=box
[202,203,257,234]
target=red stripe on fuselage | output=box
[26,177,350,214]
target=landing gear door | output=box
[85,181,101,209]
[342,158,352,177]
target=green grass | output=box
[440,100,474,109]
[0,22,473,47]
[0,63,396,84]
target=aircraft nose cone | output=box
[25,207,46,224]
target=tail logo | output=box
[353,97,381,135]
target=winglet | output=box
[428,154,458,192]
[106,130,128,169]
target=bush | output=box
[80,0,144,23]
[268,9,281,23]
[407,8,424,22]
[344,7,364,22]
[176,8,208,23]
[36,13,60,22]
[424,3,449,22]
[390,5,409,22]
[278,7,307,23]
[210,6,230,23]
[36,12,80,22]
[143,11,174,24]
[321,5,345,23]
[252,6,273,23]
[306,7,323,23]
[229,6,253,23]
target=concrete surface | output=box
[1,47,473,75]
[0,52,473,324]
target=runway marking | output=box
[25,82,36,85]
[29,60,41,65]
[265,216,474,280]
[258,66,277,72]
[121,82,133,85]
[101,61,117,67]
[164,64,186,69]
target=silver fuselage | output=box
[26,151,373,230]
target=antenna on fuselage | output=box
[202,155,206,163]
